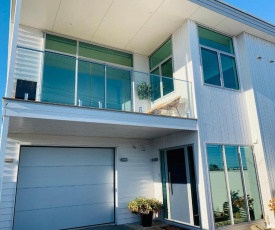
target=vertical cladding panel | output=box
[12,26,44,100]
[133,54,150,113]
[241,33,275,196]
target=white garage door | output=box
[13,147,115,230]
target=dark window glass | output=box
[198,27,234,54]
[15,79,37,101]
[45,34,77,55]
[79,42,133,67]
[201,48,221,86]
[42,52,75,105]
[150,39,172,69]
[161,58,174,96]
[78,60,105,108]
[150,68,161,101]
[221,54,239,90]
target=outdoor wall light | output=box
[4,158,14,163]
[257,56,262,59]
[120,158,128,162]
[270,60,274,63]
[152,158,158,162]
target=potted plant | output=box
[136,82,151,100]
[128,197,162,227]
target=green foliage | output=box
[128,197,162,214]
[136,82,151,100]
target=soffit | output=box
[8,117,192,140]
[19,0,275,56]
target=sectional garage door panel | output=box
[19,147,113,166]
[13,203,115,230]
[17,165,114,188]
[13,147,115,230]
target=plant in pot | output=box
[128,197,162,227]
[136,82,151,100]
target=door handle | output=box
[168,172,173,195]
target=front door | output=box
[161,146,199,226]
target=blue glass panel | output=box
[150,68,161,101]
[198,27,234,54]
[77,60,105,108]
[240,147,262,221]
[42,52,75,105]
[161,58,174,96]
[225,146,248,224]
[201,48,221,86]
[207,145,232,227]
[150,39,172,69]
[106,67,131,111]
[221,54,239,90]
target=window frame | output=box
[206,143,264,227]
[198,27,240,91]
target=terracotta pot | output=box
[140,211,153,227]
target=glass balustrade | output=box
[14,46,195,118]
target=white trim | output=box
[5,0,22,98]
[0,117,10,201]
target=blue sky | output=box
[0,1,275,123]
[0,1,10,122]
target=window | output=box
[198,27,239,90]
[207,145,262,228]
[42,34,133,110]
[149,39,174,100]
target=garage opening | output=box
[13,147,115,230]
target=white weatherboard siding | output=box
[236,32,275,224]
[13,147,115,230]
[12,26,44,100]
[169,20,267,229]
[0,134,155,229]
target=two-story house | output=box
[1,0,275,229]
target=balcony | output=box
[13,46,195,119]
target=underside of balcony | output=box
[4,98,197,139]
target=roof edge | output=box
[189,0,275,36]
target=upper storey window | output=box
[198,27,239,90]
[149,39,173,101]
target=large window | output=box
[207,145,262,228]
[198,27,239,90]
[42,34,133,111]
[149,39,174,100]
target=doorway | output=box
[160,146,200,226]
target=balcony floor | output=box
[4,98,197,139]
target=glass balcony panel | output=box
[150,68,161,101]
[78,60,105,108]
[15,47,195,119]
[106,66,132,111]
[42,52,75,105]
